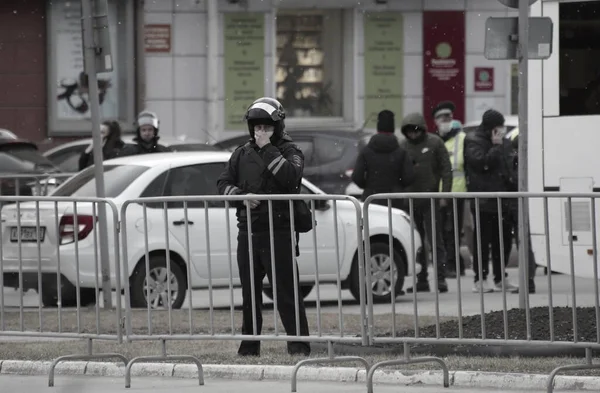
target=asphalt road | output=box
[1,268,595,319]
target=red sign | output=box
[474,67,494,92]
[423,11,465,132]
[145,24,171,53]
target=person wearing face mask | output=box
[216,97,310,357]
[78,120,126,171]
[400,112,452,294]
[121,110,171,156]
[432,101,467,278]
[464,109,519,293]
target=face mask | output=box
[437,121,452,135]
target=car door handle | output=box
[172,220,194,226]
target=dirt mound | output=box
[393,306,599,343]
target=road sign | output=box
[484,17,553,60]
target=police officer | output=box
[121,110,171,156]
[432,101,467,278]
[216,97,310,357]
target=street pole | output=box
[81,0,113,309]
[517,0,530,309]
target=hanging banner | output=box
[223,13,265,131]
[423,11,465,132]
[363,12,404,130]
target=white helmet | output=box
[137,110,159,130]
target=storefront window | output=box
[559,1,600,116]
[47,0,135,135]
[275,10,344,118]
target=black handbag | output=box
[243,144,314,233]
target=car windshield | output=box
[52,165,149,197]
[0,144,59,173]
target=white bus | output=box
[527,0,600,278]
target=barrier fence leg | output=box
[48,338,128,387]
[124,339,204,388]
[366,343,449,393]
[291,341,370,392]
[546,348,600,393]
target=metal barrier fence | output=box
[0,195,126,386]
[1,191,600,392]
[118,193,391,389]
[0,173,76,197]
[363,192,600,393]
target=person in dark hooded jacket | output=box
[78,120,126,171]
[216,97,310,358]
[121,110,171,156]
[463,109,519,293]
[399,112,452,294]
[351,110,415,210]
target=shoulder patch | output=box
[292,154,302,167]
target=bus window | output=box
[559,1,600,116]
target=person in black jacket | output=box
[351,110,415,210]
[121,110,171,156]
[216,97,310,357]
[400,112,452,294]
[464,109,518,293]
[78,120,125,171]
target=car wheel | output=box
[349,242,406,303]
[262,285,314,301]
[130,255,186,309]
[41,274,96,308]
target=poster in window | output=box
[52,0,119,121]
[223,13,265,131]
[423,11,465,132]
[363,13,404,130]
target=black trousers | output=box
[471,207,512,284]
[237,230,310,355]
[414,203,447,282]
[440,198,466,273]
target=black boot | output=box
[406,281,430,293]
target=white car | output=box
[1,152,421,309]
[42,135,222,173]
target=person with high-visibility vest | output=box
[432,101,466,278]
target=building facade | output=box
[1,0,522,146]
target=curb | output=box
[1,359,600,390]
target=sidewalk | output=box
[0,374,550,393]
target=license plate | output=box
[10,227,46,242]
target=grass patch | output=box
[1,309,599,376]
[0,340,599,376]
[0,308,450,336]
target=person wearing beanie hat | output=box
[352,109,415,244]
[121,110,172,156]
[464,108,519,294]
[399,112,452,294]
[377,109,395,133]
